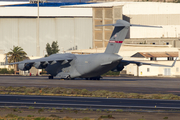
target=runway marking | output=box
[1,101,180,110]
[21,99,101,103]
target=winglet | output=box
[171,57,177,67]
[150,57,178,67]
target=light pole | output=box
[36,0,40,56]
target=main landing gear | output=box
[48,76,54,79]
[85,77,101,80]
[65,75,75,80]
[65,76,71,80]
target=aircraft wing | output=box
[8,53,76,65]
[121,57,177,67]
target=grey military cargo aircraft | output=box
[9,19,177,80]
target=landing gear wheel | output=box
[66,76,71,80]
[48,76,53,79]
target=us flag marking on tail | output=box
[109,41,123,43]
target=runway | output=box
[0,75,180,95]
[1,94,180,111]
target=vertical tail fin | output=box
[97,20,130,54]
[96,19,162,54]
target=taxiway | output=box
[1,94,180,110]
[0,75,180,95]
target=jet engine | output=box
[34,62,48,69]
[18,63,33,71]
[111,64,124,72]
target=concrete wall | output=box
[122,2,180,38]
[0,17,93,56]
[0,7,92,17]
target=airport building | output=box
[0,1,180,57]
[0,1,180,76]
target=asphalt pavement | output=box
[0,94,180,111]
[0,75,180,95]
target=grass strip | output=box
[1,116,95,120]
[0,86,180,100]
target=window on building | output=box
[0,62,5,66]
[150,57,156,61]
[176,67,179,72]
[147,68,150,72]
[168,57,174,61]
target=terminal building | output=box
[0,1,180,77]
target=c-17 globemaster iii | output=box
[8,20,177,80]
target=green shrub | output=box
[163,116,168,119]
[49,114,59,117]
[82,117,90,120]
[13,108,19,112]
[27,115,34,117]
[99,115,114,119]
[102,71,119,76]
[5,113,18,118]
[28,106,34,109]
[38,108,44,113]
[0,68,14,74]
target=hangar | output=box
[0,1,180,57]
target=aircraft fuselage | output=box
[45,53,122,78]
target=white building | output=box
[0,54,8,69]
[127,51,179,76]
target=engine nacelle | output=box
[111,64,124,72]
[34,62,48,69]
[18,63,33,71]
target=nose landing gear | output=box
[48,76,54,79]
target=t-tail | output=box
[96,19,162,54]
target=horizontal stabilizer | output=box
[96,23,162,28]
[130,24,162,28]
[96,23,126,27]
[96,19,130,28]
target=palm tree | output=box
[6,46,27,72]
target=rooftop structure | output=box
[131,52,178,58]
